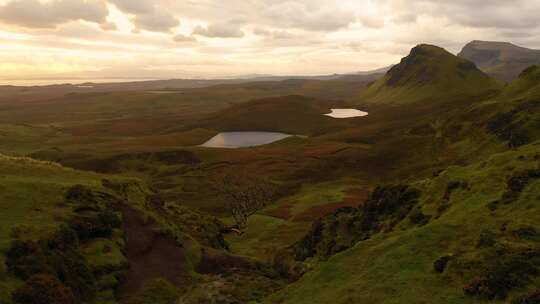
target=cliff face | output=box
[359,44,500,105]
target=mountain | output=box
[458,40,540,82]
[265,67,540,304]
[359,44,501,105]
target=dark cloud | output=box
[262,1,356,31]
[391,13,417,24]
[193,22,245,38]
[392,0,540,29]
[254,27,296,40]
[0,0,109,28]
[132,10,179,33]
[108,0,179,32]
[173,34,197,43]
[107,0,153,14]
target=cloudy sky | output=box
[0,0,539,79]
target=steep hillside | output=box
[0,155,284,304]
[359,44,501,105]
[459,41,540,82]
[267,141,540,304]
[0,155,151,303]
[264,62,540,304]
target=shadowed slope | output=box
[193,95,361,136]
[459,40,540,82]
[359,44,501,105]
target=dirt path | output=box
[116,205,187,301]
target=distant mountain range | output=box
[458,40,540,82]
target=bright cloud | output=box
[0,0,538,79]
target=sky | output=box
[0,0,539,79]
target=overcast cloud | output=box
[0,0,539,79]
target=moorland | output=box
[1,41,540,304]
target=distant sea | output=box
[0,78,160,86]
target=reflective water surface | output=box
[201,132,293,148]
[325,109,368,118]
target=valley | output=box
[1,41,540,304]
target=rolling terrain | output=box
[1,42,540,304]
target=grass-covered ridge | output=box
[0,154,289,304]
[266,142,540,304]
[2,42,540,303]
[359,44,501,105]
[0,154,149,303]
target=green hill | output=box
[194,95,356,136]
[263,63,540,304]
[0,155,150,303]
[359,44,501,105]
[0,155,283,304]
[2,42,540,304]
[267,142,540,303]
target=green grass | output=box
[225,215,298,260]
[0,154,149,304]
[1,45,540,304]
[357,44,502,106]
[226,178,368,260]
[266,142,540,304]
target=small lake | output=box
[146,91,183,94]
[325,109,368,118]
[201,132,294,148]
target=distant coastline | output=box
[0,78,160,86]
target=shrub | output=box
[47,225,79,250]
[68,211,121,240]
[12,274,75,304]
[476,230,497,248]
[443,181,468,201]
[48,249,96,302]
[6,228,97,302]
[512,289,540,304]
[65,185,93,203]
[409,210,431,226]
[6,240,52,279]
[463,277,502,299]
[434,255,451,273]
[513,226,539,240]
[487,200,499,211]
[499,169,540,204]
[293,184,421,261]
[126,278,179,304]
[463,254,539,299]
[486,110,531,148]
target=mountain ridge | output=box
[458,40,540,82]
[358,44,500,105]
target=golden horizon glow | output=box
[0,0,538,80]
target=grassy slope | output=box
[193,95,357,136]
[226,178,369,260]
[358,44,501,106]
[265,65,540,304]
[267,141,540,304]
[0,155,150,303]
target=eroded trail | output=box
[116,205,186,301]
